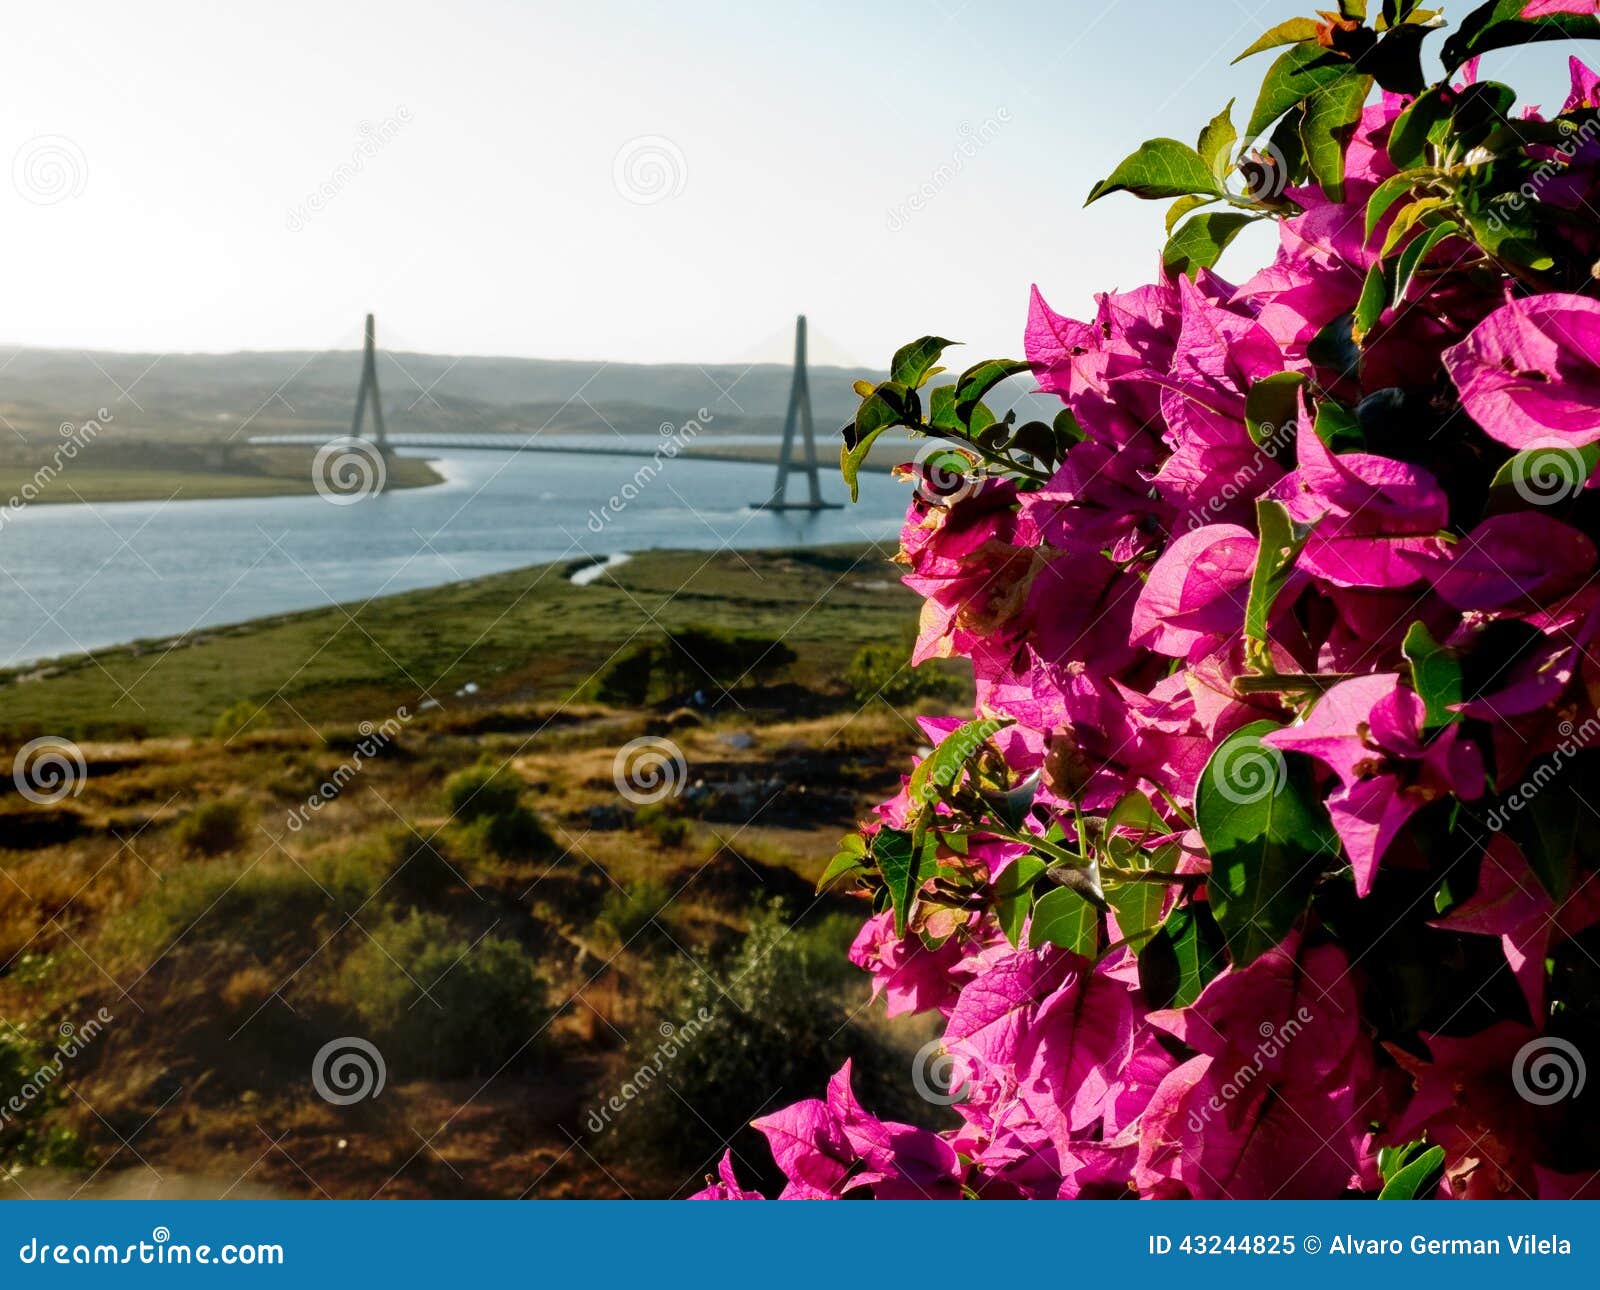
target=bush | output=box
[595,878,673,945]
[383,827,463,904]
[338,911,547,1077]
[117,850,381,959]
[0,1025,86,1169]
[172,798,251,856]
[594,641,655,706]
[612,904,912,1177]
[633,803,689,849]
[845,641,960,708]
[442,761,523,822]
[212,700,262,741]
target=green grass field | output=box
[0,543,922,740]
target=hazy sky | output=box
[1,1,1581,365]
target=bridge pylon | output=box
[351,313,388,450]
[754,315,840,511]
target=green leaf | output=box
[1380,195,1447,256]
[1196,100,1238,180]
[874,828,926,938]
[906,716,1012,817]
[840,381,915,502]
[1442,0,1600,72]
[1364,169,1430,242]
[1244,498,1311,659]
[891,336,957,388]
[1138,902,1227,1009]
[1314,399,1365,451]
[1027,885,1098,956]
[1106,790,1168,844]
[1301,71,1372,200]
[1233,17,1321,62]
[1245,43,1361,140]
[1386,85,1449,168]
[1244,371,1305,447]
[1162,211,1258,277]
[1353,260,1389,342]
[1106,880,1167,945]
[1487,441,1600,512]
[1165,193,1216,235]
[1402,621,1462,730]
[816,852,866,892]
[1086,138,1223,204]
[1378,1144,1445,1199]
[1199,719,1338,965]
[994,855,1046,948]
[1393,218,1461,303]
[954,359,1030,425]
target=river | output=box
[0,447,911,668]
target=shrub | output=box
[116,850,381,960]
[442,761,523,822]
[594,641,655,706]
[610,904,912,1178]
[338,911,546,1077]
[0,1024,86,1169]
[844,641,961,708]
[212,700,262,740]
[632,803,689,849]
[595,878,672,945]
[171,798,251,856]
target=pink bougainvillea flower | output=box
[1267,415,1451,588]
[1386,1021,1578,1198]
[1134,940,1382,1198]
[1130,523,1259,658]
[687,1150,763,1200]
[1434,512,1596,610]
[1263,674,1484,894]
[1522,0,1600,16]
[826,1062,962,1199]
[749,1096,855,1199]
[1433,836,1600,1016]
[1443,294,1600,448]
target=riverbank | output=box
[0,443,444,505]
[0,543,927,740]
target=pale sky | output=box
[0,1,1580,366]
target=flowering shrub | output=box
[697,0,1600,1200]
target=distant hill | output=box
[0,345,1058,445]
